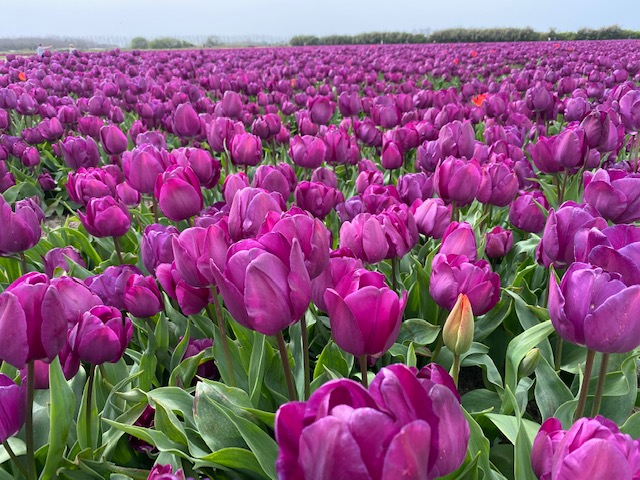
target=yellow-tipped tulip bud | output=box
[442,293,474,355]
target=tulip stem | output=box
[207,290,237,387]
[151,196,159,223]
[554,337,563,371]
[359,355,369,388]
[276,331,296,401]
[113,236,124,264]
[300,315,311,400]
[19,252,28,275]
[574,349,596,422]
[451,354,461,388]
[591,353,610,417]
[85,364,95,452]
[391,257,399,293]
[25,361,36,480]
[2,441,28,478]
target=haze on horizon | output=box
[5,0,639,40]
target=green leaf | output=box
[194,382,246,452]
[504,321,554,396]
[248,332,268,407]
[484,414,540,446]
[620,411,640,438]
[154,403,189,446]
[313,341,348,379]
[534,355,573,421]
[397,318,440,345]
[195,447,268,478]
[40,357,76,480]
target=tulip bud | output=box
[442,294,474,355]
[518,348,541,378]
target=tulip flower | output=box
[531,416,640,480]
[253,164,293,200]
[323,126,349,165]
[208,234,311,336]
[443,293,474,355]
[141,224,179,274]
[172,103,200,138]
[583,169,640,223]
[381,140,404,170]
[229,132,262,166]
[86,265,141,311]
[433,156,481,206]
[619,90,640,133]
[79,196,131,238]
[68,305,132,365]
[0,195,42,255]
[549,262,640,353]
[220,90,243,119]
[438,120,475,159]
[0,374,26,444]
[228,187,284,241]
[440,222,478,260]
[485,226,514,259]
[410,198,452,239]
[154,165,203,222]
[66,166,122,206]
[42,246,85,278]
[476,160,519,207]
[339,213,389,264]
[289,135,327,169]
[275,364,468,480]
[396,172,433,206]
[207,116,244,153]
[430,253,501,316]
[147,464,187,480]
[122,144,169,194]
[123,274,163,318]
[294,181,344,220]
[99,124,128,155]
[156,262,211,315]
[0,273,68,368]
[509,190,549,234]
[49,275,102,326]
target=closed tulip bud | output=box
[174,147,221,189]
[381,140,403,170]
[0,195,42,255]
[68,305,132,364]
[509,190,549,234]
[311,166,338,189]
[38,172,56,191]
[183,337,218,380]
[115,181,140,206]
[371,103,401,129]
[38,117,64,142]
[77,115,104,140]
[123,274,163,318]
[325,268,406,357]
[154,165,203,222]
[294,181,344,220]
[88,95,110,117]
[308,96,334,125]
[553,126,588,169]
[222,172,250,205]
[338,91,362,117]
[485,226,514,259]
[434,156,481,206]
[253,164,292,199]
[410,198,452,239]
[430,253,501,316]
[207,117,244,153]
[21,146,40,167]
[228,187,284,240]
[339,213,389,264]
[79,196,131,238]
[518,348,541,378]
[441,222,478,260]
[525,84,554,113]
[229,132,262,166]
[0,374,26,444]
[0,108,10,131]
[141,224,179,274]
[99,124,128,155]
[42,246,85,278]
[396,172,433,206]
[620,90,640,133]
[0,273,68,367]
[443,293,474,355]
[60,136,101,170]
[322,126,349,165]
[476,161,519,207]
[220,90,243,119]
[564,97,588,122]
[289,135,327,169]
[172,103,200,139]
[156,262,211,315]
[438,120,475,159]
[355,119,382,147]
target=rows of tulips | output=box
[0,40,640,479]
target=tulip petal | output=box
[381,420,431,480]
[585,285,640,353]
[275,401,306,480]
[553,439,631,480]
[324,288,366,356]
[0,293,28,368]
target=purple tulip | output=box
[485,226,514,259]
[253,164,293,200]
[0,273,68,368]
[208,233,311,336]
[289,135,327,169]
[476,160,519,207]
[294,181,344,220]
[147,464,187,480]
[79,196,131,238]
[308,96,334,125]
[355,169,384,195]
[228,187,284,241]
[410,198,452,239]
[173,103,201,139]
[141,224,179,274]
[381,140,404,170]
[49,275,102,326]
[172,225,230,288]
[174,147,221,189]
[275,364,468,480]
[123,274,163,318]
[536,202,607,269]
[207,116,244,152]
[60,136,101,170]
[438,120,475,159]
[86,265,141,311]
[549,262,640,353]
[66,165,121,206]
[0,195,42,255]
[440,222,477,260]
[154,165,203,222]
[156,262,211,315]
[68,305,132,364]
[38,172,56,191]
[433,156,481,206]
[0,374,26,443]
[21,146,40,167]
[325,268,406,357]
[619,90,640,133]
[430,253,501,315]
[42,246,85,278]
[229,132,262,166]
[323,126,349,165]
[583,169,640,223]
[122,144,170,194]
[532,416,640,480]
[311,251,363,312]
[222,172,250,205]
[509,190,549,234]
[100,124,128,155]
[183,337,218,379]
[339,213,389,264]
[396,173,433,206]
[220,91,243,119]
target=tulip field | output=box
[1,39,640,479]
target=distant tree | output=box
[131,37,149,49]
[204,36,221,47]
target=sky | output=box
[4,0,640,40]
